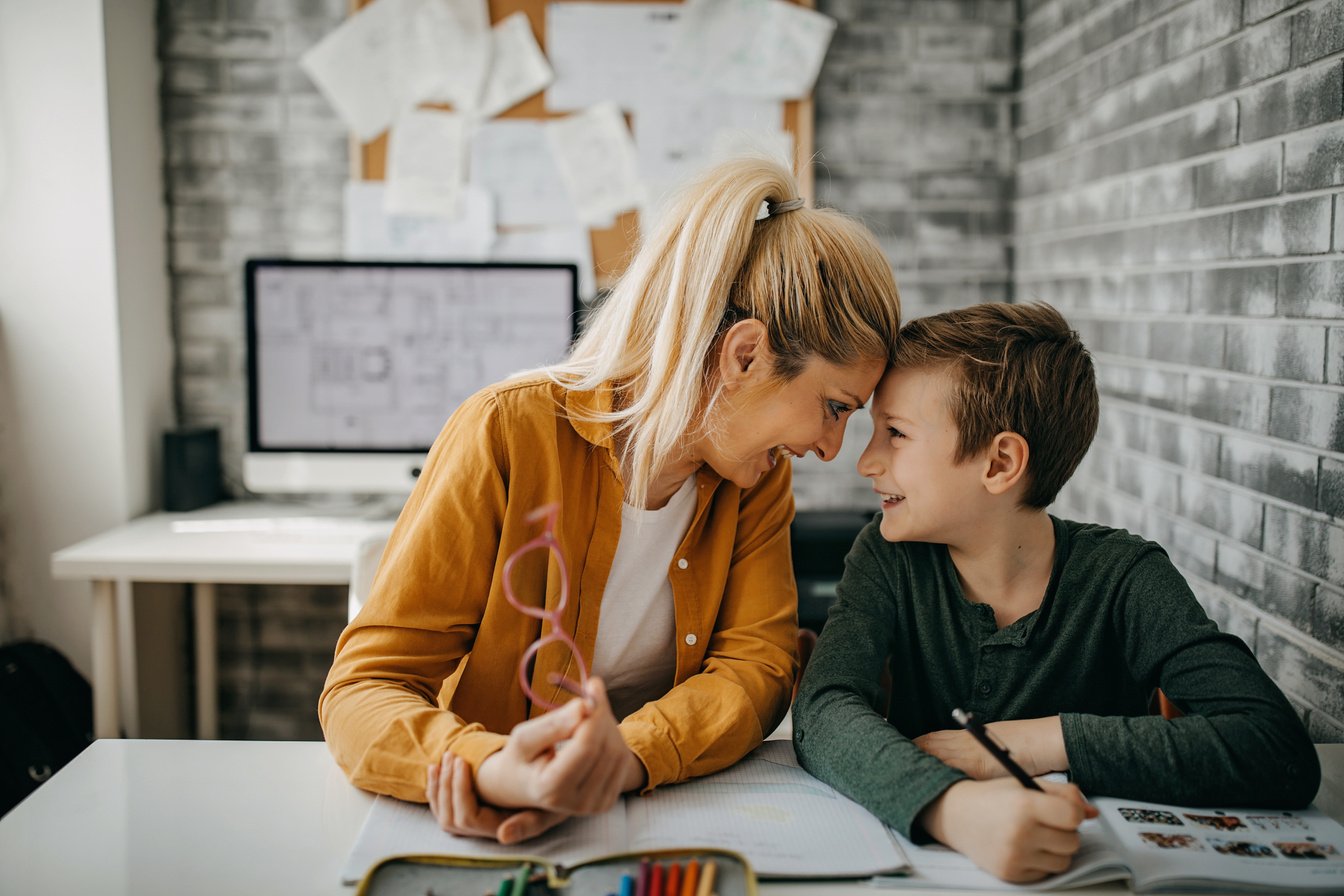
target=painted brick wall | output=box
[160,0,350,739]
[793,0,1018,507]
[1016,0,1344,740]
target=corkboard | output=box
[351,0,816,290]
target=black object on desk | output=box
[163,426,222,512]
[790,510,874,633]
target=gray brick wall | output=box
[160,0,349,739]
[793,0,1018,508]
[1017,0,1344,740]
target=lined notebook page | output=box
[340,794,628,883]
[626,741,909,878]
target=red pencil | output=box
[665,861,681,896]
[649,861,664,896]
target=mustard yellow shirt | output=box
[319,375,798,802]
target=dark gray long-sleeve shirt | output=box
[792,515,1320,840]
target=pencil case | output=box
[355,847,757,896]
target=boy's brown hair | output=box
[890,302,1098,508]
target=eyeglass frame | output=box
[501,502,590,712]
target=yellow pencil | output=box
[694,860,716,896]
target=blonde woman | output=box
[319,156,901,843]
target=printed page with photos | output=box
[1096,796,1344,892]
[881,796,1344,892]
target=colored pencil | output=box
[695,860,716,896]
[681,859,699,896]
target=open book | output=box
[341,740,909,882]
[881,794,1344,892]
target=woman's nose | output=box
[812,422,845,463]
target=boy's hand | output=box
[914,717,1067,779]
[919,778,1099,883]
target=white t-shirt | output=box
[591,476,698,720]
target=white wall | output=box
[0,0,173,678]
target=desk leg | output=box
[193,582,218,740]
[91,579,121,739]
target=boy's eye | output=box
[826,400,852,421]
[887,426,906,440]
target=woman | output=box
[319,156,901,844]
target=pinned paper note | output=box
[666,0,837,100]
[300,0,490,140]
[299,0,410,141]
[469,120,573,229]
[634,97,786,228]
[403,0,491,113]
[385,109,468,217]
[545,103,645,228]
[545,2,683,112]
[344,180,496,260]
[477,12,554,120]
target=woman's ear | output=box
[717,319,770,389]
[982,431,1029,496]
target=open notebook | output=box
[341,740,909,882]
[879,794,1344,892]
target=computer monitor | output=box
[242,258,579,496]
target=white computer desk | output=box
[1,739,1340,896]
[50,500,397,739]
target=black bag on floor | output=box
[0,640,94,817]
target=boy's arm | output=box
[1061,547,1320,808]
[792,532,967,839]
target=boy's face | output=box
[857,366,990,544]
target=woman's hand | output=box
[425,753,566,844]
[914,717,1067,779]
[476,676,647,817]
[919,778,1098,883]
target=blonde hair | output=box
[548,156,901,508]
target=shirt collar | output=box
[561,382,724,490]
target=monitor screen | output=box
[243,258,579,495]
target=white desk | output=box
[1,740,1340,896]
[51,501,396,739]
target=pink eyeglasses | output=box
[502,503,590,711]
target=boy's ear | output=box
[981,431,1030,496]
[718,318,770,389]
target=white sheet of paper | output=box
[344,180,496,260]
[299,0,411,141]
[403,0,491,112]
[491,227,596,301]
[301,0,492,140]
[385,109,468,217]
[545,102,645,228]
[667,0,837,100]
[545,2,683,112]
[477,11,554,119]
[469,120,573,228]
[634,97,786,228]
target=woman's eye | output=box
[827,400,851,420]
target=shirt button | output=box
[684,633,698,646]
[677,558,689,569]
[978,682,991,696]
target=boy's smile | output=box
[857,366,988,545]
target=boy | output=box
[792,302,1320,883]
